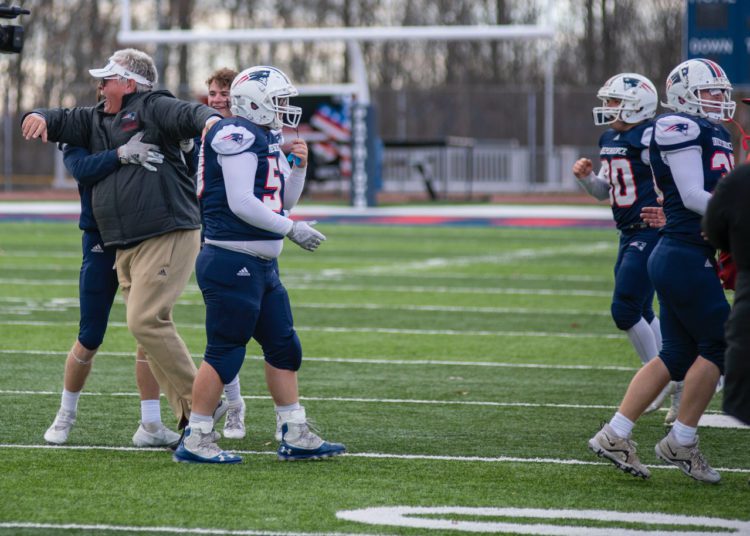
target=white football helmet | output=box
[663,59,735,121]
[230,66,302,130]
[592,73,658,126]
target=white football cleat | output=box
[44,409,77,444]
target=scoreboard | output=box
[685,0,750,86]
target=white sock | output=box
[649,317,662,351]
[224,375,242,406]
[188,412,213,433]
[609,412,634,439]
[140,399,161,424]
[625,318,659,365]
[61,389,81,414]
[671,420,697,446]
[276,403,303,423]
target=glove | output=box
[117,132,164,172]
[718,251,737,290]
[287,220,326,251]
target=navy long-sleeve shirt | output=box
[61,144,119,231]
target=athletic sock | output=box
[188,412,213,434]
[140,399,161,425]
[609,412,634,439]
[649,317,662,352]
[626,318,659,365]
[671,420,697,446]
[61,389,81,414]
[224,375,242,405]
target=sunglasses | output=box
[97,76,122,88]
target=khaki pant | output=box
[116,229,200,425]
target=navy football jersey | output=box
[598,121,658,230]
[199,117,287,242]
[650,112,734,246]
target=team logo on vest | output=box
[120,111,139,132]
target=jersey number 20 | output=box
[603,158,636,207]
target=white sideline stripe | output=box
[0,320,624,339]
[0,349,638,371]
[0,389,621,410]
[0,522,373,536]
[317,242,614,277]
[0,444,747,474]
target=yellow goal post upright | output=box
[117,0,555,208]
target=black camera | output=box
[0,4,29,54]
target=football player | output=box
[588,58,734,483]
[572,74,664,363]
[172,66,346,463]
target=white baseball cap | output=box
[89,60,153,87]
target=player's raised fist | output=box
[572,158,593,179]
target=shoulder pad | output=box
[655,115,700,146]
[211,124,256,155]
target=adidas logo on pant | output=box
[236,267,251,277]
[91,244,104,253]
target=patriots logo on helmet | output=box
[222,132,244,143]
[665,123,689,135]
[247,69,271,88]
[622,77,640,89]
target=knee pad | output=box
[611,299,641,331]
[77,323,106,352]
[204,345,246,384]
[263,332,302,371]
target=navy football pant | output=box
[78,230,118,350]
[611,228,659,330]
[197,245,302,384]
[648,236,729,380]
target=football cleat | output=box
[132,421,181,448]
[212,399,229,428]
[277,421,346,461]
[172,426,242,464]
[655,433,720,483]
[275,412,282,442]
[588,423,650,479]
[223,399,246,440]
[643,381,674,415]
[44,409,77,444]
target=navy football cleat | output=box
[277,422,346,461]
[172,425,242,464]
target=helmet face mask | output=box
[230,66,302,130]
[592,73,658,126]
[664,59,735,121]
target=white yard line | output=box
[0,319,624,339]
[0,296,614,316]
[0,521,379,536]
[0,443,747,474]
[0,350,637,371]
[0,389,621,410]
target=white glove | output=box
[287,220,326,251]
[117,132,164,172]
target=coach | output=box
[21,48,221,427]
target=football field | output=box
[1,218,749,536]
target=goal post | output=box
[118,0,555,207]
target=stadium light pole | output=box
[118,3,557,202]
